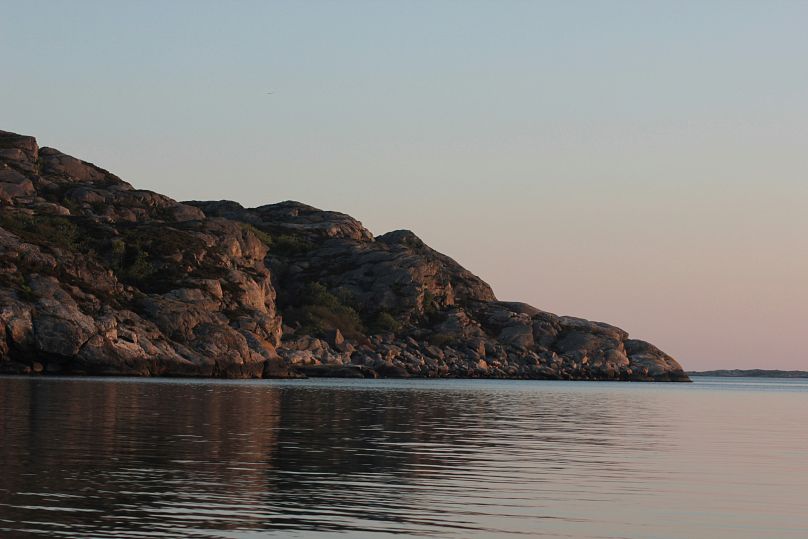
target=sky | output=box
[2,1,807,370]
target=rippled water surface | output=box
[1,376,807,538]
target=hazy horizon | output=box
[2,1,806,370]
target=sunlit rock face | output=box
[0,130,688,381]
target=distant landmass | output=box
[0,129,689,381]
[688,370,808,378]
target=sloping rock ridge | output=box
[0,130,688,381]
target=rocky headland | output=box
[688,370,808,378]
[0,130,688,381]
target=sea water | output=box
[1,376,806,538]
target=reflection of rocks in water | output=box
[0,378,677,537]
[0,378,282,536]
[259,385,674,533]
[264,388,499,533]
[271,388,465,472]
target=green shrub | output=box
[289,304,364,338]
[107,224,218,292]
[300,282,338,308]
[0,213,79,250]
[333,287,361,311]
[369,311,402,334]
[106,235,156,284]
[110,238,126,265]
[422,289,438,315]
[18,282,36,301]
[240,223,273,246]
[284,281,365,339]
[429,332,456,347]
[272,233,314,256]
[120,247,156,282]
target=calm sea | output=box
[1,376,806,538]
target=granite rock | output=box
[0,129,689,381]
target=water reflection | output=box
[1,377,806,538]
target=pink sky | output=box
[3,2,806,370]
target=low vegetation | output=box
[271,233,314,256]
[239,223,273,246]
[0,212,79,250]
[368,311,402,334]
[428,332,456,347]
[283,281,365,339]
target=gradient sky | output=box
[2,1,807,370]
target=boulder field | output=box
[0,130,688,381]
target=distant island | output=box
[688,370,808,378]
[0,129,688,381]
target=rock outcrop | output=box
[0,130,688,381]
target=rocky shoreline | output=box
[0,129,688,382]
[688,370,807,379]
